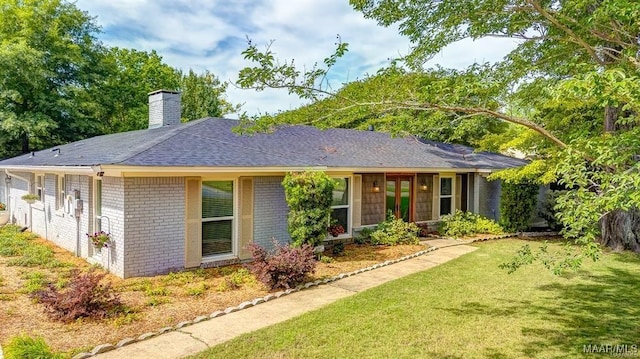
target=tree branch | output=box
[302,99,568,148]
[528,0,606,66]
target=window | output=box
[202,180,234,257]
[330,178,349,233]
[95,179,102,232]
[56,175,65,210]
[35,175,44,202]
[439,177,453,216]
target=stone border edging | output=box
[71,236,516,359]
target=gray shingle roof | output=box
[0,118,526,170]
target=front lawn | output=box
[0,225,425,356]
[192,239,640,358]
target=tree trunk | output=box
[599,209,640,253]
[603,105,619,132]
[598,104,640,251]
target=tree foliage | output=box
[0,0,107,158]
[237,1,640,272]
[0,0,236,159]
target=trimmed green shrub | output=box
[247,240,316,290]
[439,210,504,237]
[500,181,539,232]
[282,171,336,247]
[4,334,62,359]
[370,212,420,245]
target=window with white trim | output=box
[202,180,234,257]
[35,175,44,202]
[439,176,453,216]
[330,178,350,234]
[56,175,65,210]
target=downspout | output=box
[4,170,31,225]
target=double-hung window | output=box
[330,178,350,234]
[439,176,453,216]
[202,181,234,257]
[56,175,66,210]
[35,175,44,202]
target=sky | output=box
[74,0,519,117]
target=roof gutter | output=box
[0,165,96,175]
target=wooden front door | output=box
[386,176,413,222]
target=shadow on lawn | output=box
[441,264,640,358]
[522,266,640,357]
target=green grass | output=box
[190,239,640,359]
[20,271,49,294]
[0,225,65,268]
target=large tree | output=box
[0,0,108,158]
[237,1,640,269]
[0,0,236,158]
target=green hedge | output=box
[500,181,539,232]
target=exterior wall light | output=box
[420,181,428,191]
[372,181,381,193]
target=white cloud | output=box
[76,0,516,116]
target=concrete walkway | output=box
[93,240,477,359]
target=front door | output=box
[386,176,413,222]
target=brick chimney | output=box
[148,90,181,129]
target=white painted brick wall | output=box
[100,176,125,277]
[148,91,181,129]
[6,173,92,257]
[253,176,290,249]
[122,177,185,277]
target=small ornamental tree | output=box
[500,181,539,232]
[282,171,336,247]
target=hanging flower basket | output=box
[87,231,111,250]
[21,194,39,204]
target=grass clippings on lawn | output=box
[0,225,425,357]
[191,239,640,359]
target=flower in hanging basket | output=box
[21,193,40,204]
[87,231,111,248]
[0,202,5,211]
[328,224,345,237]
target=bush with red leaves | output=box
[31,270,121,323]
[247,240,316,290]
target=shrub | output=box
[500,181,539,232]
[331,241,345,256]
[439,210,504,237]
[318,255,334,264]
[31,270,121,323]
[186,283,208,296]
[4,334,62,359]
[247,240,316,290]
[370,212,420,245]
[354,227,374,245]
[282,171,336,247]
